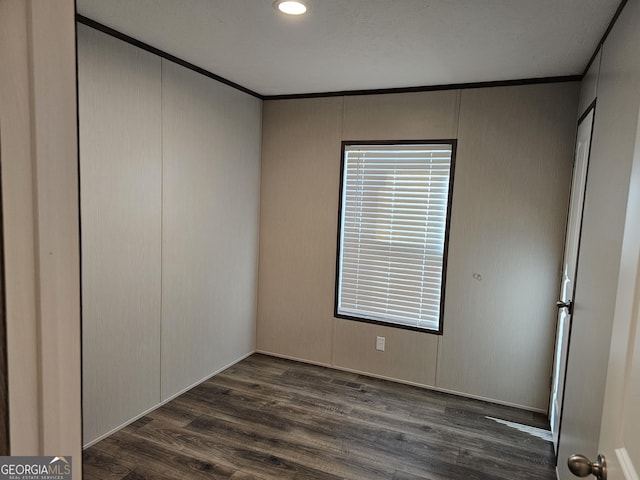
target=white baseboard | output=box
[85,348,547,449]
[82,350,255,449]
[617,448,639,480]
[255,349,546,414]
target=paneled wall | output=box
[79,24,163,447]
[257,82,579,411]
[257,97,343,365]
[438,84,578,409]
[79,25,261,445]
[161,61,261,400]
[558,0,640,474]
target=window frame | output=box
[334,139,457,335]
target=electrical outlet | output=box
[376,336,385,351]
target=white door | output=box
[550,107,594,450]
[566,106,640,480]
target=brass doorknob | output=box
[568,454,607,480]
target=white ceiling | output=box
[76,0,620,97]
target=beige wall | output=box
[258,83,579,411]
[0,0,82,475]
[79,27,262,445]
[558,0,640,475]
[79,25,163,445]
[160,59,262,400]
[0,0,40,452]
[438,84,578,409]
[257,97,343,365]
[579,50,601,118]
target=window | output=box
[335,141,456,333]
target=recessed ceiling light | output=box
[274,0,308,16]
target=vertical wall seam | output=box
[75,7,85,452]
[25,0,45,455]
[159,58,164,403]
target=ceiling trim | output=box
[582,0,628,76]
[76,14,263,99]
[76,14,582,101]
[263,76,582,101]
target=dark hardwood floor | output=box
[83,354,556,480]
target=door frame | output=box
[0,0,81,462]
[596,100,640,480]
[551,101,597,455]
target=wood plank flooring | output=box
[83,354,557,480]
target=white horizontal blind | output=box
[337,143,453,331]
